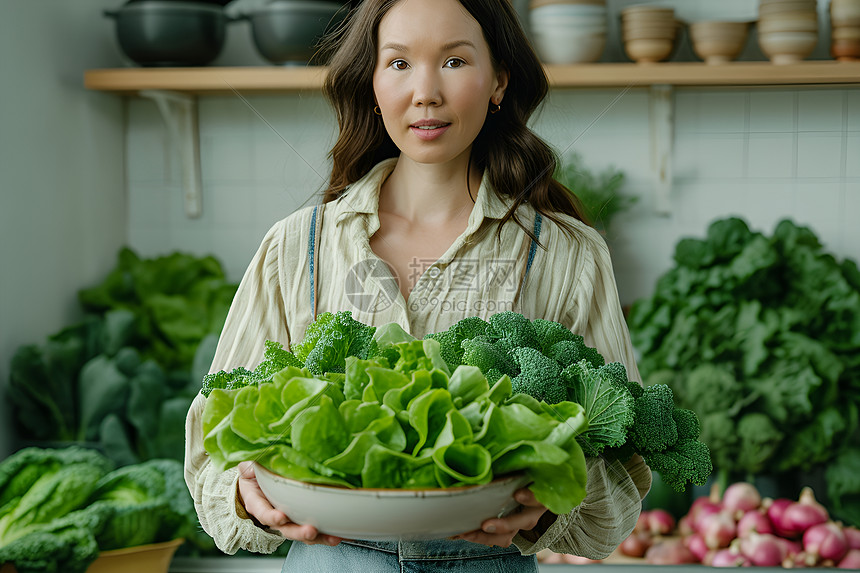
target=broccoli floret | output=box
[422,317,489,372]
[303,311,378,375]
[253,340,303,379]
[629,384,678,453]
[643,439,713,492]
[509,347,566,404]
[562,360,635,456]
[484,368,507,384]
[200,366,255,397]
[531,319,578,353]
[450,316,490,341]
[672,408,701,441]
[461,336,517,378]
[548,338,605,369]
[626,380,644,399]
[488,312,540,350]
[424,331,463,372]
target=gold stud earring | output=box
[489,102,501,115]
[374,106,382,115]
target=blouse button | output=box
[428,266,441,279]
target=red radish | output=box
[765,497,794,537]
[778,488,829,539]
[838,548,860,569]
[803,521,849,565]
[844,526,860,550]
[620,531,653,557]
[779,537,803,558]
[678,514,695,536]
[737,532,787,567]
[711,548,749,567]
[689,485,723,532]
[737,508,774,537]
[702,510,738,549]
[686,532,710,562]
[645,538,698,565]
[646,508,676,536]
[694,502,724,534]
[723,482,762,518]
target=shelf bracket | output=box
[649,84,674,216]
[140,90,202,218]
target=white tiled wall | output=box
[126,86,860,306]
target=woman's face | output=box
[372,0,508,168]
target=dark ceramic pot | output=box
[104,1,229,66]
[236,0,349,65]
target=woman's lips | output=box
[410,124,450,141]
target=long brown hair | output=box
[319,0,589,243]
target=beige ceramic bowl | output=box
[621,4,674,16]
[759,3,818,18]
[623,26,678,41]
[759,31,819,64]
[532,31,607,63]
[833,26,860,39]
[254,463,532,541]
[758,17,819,34]
[625,37,675,63]
[689,21,751,64]
[832,37,860,60]
[530,0,605,8]
[831,0,860,26]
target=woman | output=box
[184,0,652,570]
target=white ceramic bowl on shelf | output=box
[254,463,532,541]
[530,3,606,17]
[532,31,607,63]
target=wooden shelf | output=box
[84,66,328,95]
[84,61,860,94]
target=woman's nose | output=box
[411,67,442,107]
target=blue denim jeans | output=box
[282,539,539,572]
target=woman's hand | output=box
[237,461,345,546]
[451,487,549,548]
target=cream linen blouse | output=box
[184,158,652,558]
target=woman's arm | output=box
[183,219,309,554]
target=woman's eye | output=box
[391,59,409,70]
[446,58,465,68]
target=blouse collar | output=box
[330,157,512,228]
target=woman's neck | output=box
[378,155,483,226]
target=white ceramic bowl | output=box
[533,21,608,34]
[254,463,532,541]
[533,31,607,63]
[530,13,607,26]
[531,4,607,17]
